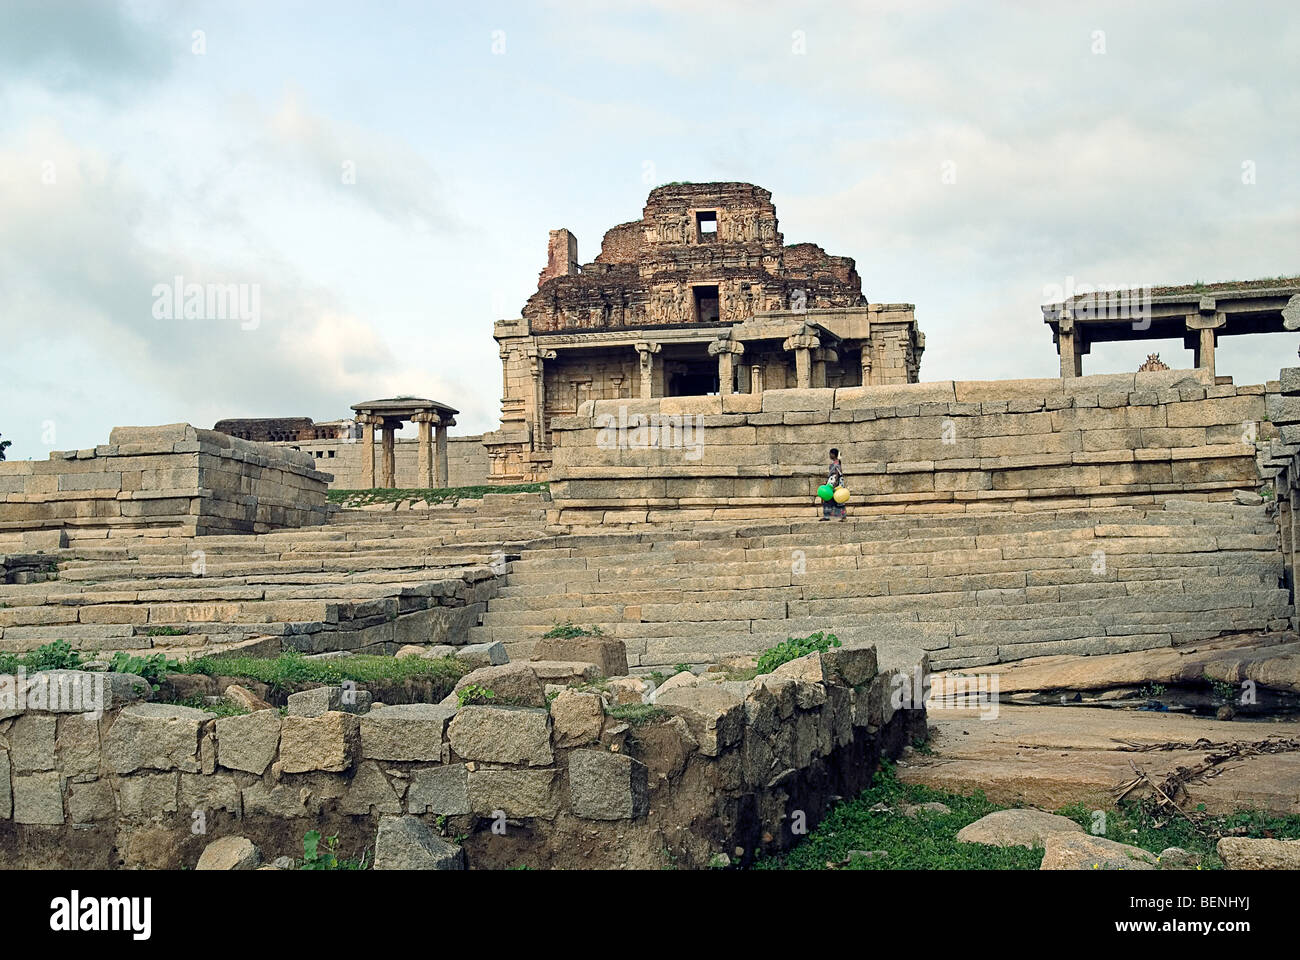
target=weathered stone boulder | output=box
[448,705,552,765]
[607,675,651,705]
[453,663,547,707]
[286,685,371,717]
[278,712,360,773]
[373,815,464,870]
[1217,837,1300,869]
[340,761,403,815]
[649,670,698,703]
[529,660,602,686]
[956,809,1084,848]
[550,690,605,747]
[224,683,273,712]
[531,635,628,677]
[360,703,455,761]
[1040,833,1158,870]
[102,703,214,774]
[653,684,744,756]
[823,642,878,687]
[215,709,282,775]
[770,651,827,684]
[569,750,649,820]
[196,836,261,870]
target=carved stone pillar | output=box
[708,337,746,396]
[635,341,662,399]
[528,347,557,452]
[435,418,452,488]
[783,329,821,390]
[859,341,873,386]
[750,364,764,394]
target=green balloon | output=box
[817,484,834,501]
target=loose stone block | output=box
[360,703,455,762]
[452,663,547,707]
[569,750,649,820]
[102,704,213,774]
[9,713,57,771]
[117,772,180,819]
[550,690,605,747]
[408,763,470,815]
[652,685,745,756]
[279,712,360,773]
[530,635,628,676]
[340,761,402,815]
[215,709,282,775]
[447,705,552,766]
[373,815,464,870]
[196,836,261,870]
[65,778,115,824]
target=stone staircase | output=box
[471,499,1294,672]
[0,494,551,660]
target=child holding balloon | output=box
[820,448,848,521]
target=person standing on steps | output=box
[820,447,847,522]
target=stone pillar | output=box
[435,419,450,488]
[750,364,764,394]
[859,341,873,386]
[736,364,751,394]
[528,348,557,452]
[360,415,377,489]
[415,413,434,489]
[1186,310,1226,379]
[635,342,662,399]
[783,330,821,390]
[1057,314,1084,378]
[708,337,745,396]
[811,348,838,389]
[380,423,396,489]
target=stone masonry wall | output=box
[547,369,1267,520]
[0,644,924,870]
[0,424,332,539]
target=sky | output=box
[1,0,1297,460]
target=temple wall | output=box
[546,369,1268,520]
[0,424,332,539]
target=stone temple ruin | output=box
[1,182,1300,870]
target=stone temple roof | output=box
[350,398,459,417]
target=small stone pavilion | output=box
[1043,278,1300,378]
[483,182,925,482]
[351,397,458,489]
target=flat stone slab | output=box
[1040,833,1158,870]
[373,815,464,870]
[901,704,1300,815]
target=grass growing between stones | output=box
[174,651,467,696]
[756,761,1300,870]
[328,482,548,507]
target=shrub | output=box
[109,651,180,692]
[456,684,496,707]
[25,640,82,672]
[754,631,841,675]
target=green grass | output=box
[541,622,604,640]
[756,761,1300,870]
[173,651,467,695]
[606,703,668,726]
[327,482,548,508]
[168,695,251,718]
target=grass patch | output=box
[168,695,250,718]
[541,622,604,640]
[756,761,1300,870]
[173,651,466,696]
[606,703,668,726]
[754,631,840,675]
[328,482,547,508]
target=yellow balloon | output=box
[833,487,851,504]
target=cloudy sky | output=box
[1,0,1297,459]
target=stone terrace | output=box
[0,494,550,661]
[472,499,1292,671]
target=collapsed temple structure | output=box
[483,182,924,483]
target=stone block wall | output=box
[547,369,1267,520]
[0,424,332,538]
[0,646,925,870]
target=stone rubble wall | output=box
[0,424,333,540]
[546,369,1267,522]
[0,644,924,870]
